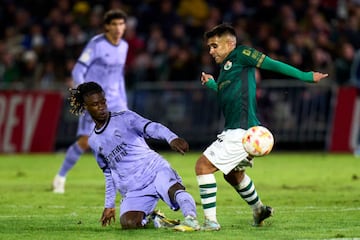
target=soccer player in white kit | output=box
[53,9,129,193]
[67,81,200,231]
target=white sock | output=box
[197,174,218,222]
[233,174,262,210]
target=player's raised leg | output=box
[224,169,273,226]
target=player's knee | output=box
[195,155,216,175]
[120,218,143,229]
[168,182,185,202]
[120,211,145,229]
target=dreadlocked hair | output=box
[68,82,104,116]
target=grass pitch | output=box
[0,151,359,240]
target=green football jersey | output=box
[216,45,265,130]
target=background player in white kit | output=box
[67,81,200,231]
[53,9,129,193]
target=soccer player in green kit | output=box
[196,23,328,231]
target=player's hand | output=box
[170,138,189,155]
[312,72,328,83]
[201,72,214,85]
[100,208,116,227]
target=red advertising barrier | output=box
[329,87,358,152]
[0,91,63,153]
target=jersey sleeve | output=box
[127,110,178,143]
[103,170,117,208]
[205,78,218,92]
[259,56,314,82]
[93,151,116,208]
[71,40,98,86]
[143,122,178,143]
[237,46,266,67]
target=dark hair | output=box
[103,9,127,24]
[204,23,236,40]
[69,82,104,116]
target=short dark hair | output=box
[103,9,127,24]
[69,82,104,116]
[204,23,236,40]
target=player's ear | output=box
[83,103,88,111]
[104,23,109,32]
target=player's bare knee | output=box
[120,211,144,229]
[120,219,143,229]
[195,158,203,174]
[195,155,217,175]
[168,182,185,202]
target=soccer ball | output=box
[242,126,274,157]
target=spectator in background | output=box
[151,37,170,82]
[3,26,25,58]
[0,50,20,89]
[72,0,91,28]
[131,49,155,83]
[203,6,223,31]
[312,47,335,85]
[223,0,250,23]
[168,45,197,82]
[124,16,145,86]
[146,24,163,54]
[335,42,355,86]
[286,31,314,71]
[199,51,217,78]
[37,61,56,90]
[288,51,306,70]
[13,8,32,35]
[169,23,190,47]
[1,0,359,89]
[177,0,209,37]
[350,49,360,87]
[86,6,104,37]
[253,0,277,25]
[22,23,45,52]
[153,0,181,40]
[19,50,41,89]
[43,31,70,87]
[66,23,88,56]
[27,23,46,61]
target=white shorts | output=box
[204,128,249,175]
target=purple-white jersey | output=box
[88,110,179,208]
[72,34,128,112]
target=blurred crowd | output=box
[1,0,360,91]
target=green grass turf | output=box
[0,152,359,240]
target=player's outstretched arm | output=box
[312,72,329,83]
[100,208,116,227]
[261,56,329,83]
[169,138,189,155]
